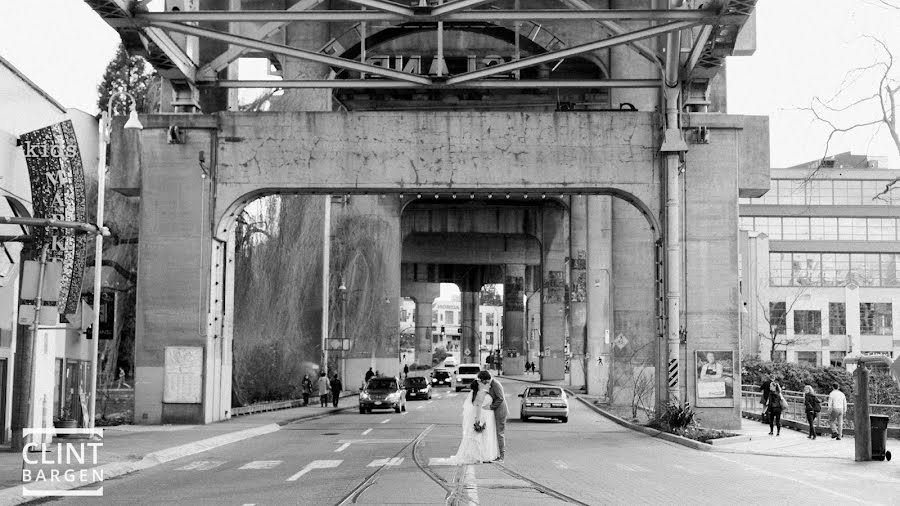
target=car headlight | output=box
[360,392,370,400]
[387,392,401,401]
[420,389,429,393]
[432,378,437,383]
[525,402,536,407]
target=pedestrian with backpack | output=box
[766,380,787,436]
[803,385,821,439]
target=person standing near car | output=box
[331,374,343,408]
[317,372,330,407]
[404,363,409,379]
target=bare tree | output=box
[757,286,809,361]
[801,34,899,197]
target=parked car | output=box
[442,357,457,369]
[519,386,569,423]
[453,364,482,392]
[359,377,407,413]
[431,368,452,387]
[404,376,433,400]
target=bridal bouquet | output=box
[473,421,486,433]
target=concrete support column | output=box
[586,196,613,398]
[568,197,588,388]
[401,281,440,367]
[845,284,860,360]
[609,0,659,111]
[460,289,480,364]
[504,264,526,375]
[525,290,542,365]
[280,0,332,111]
[541,204,569,380]
[853,365,872,461]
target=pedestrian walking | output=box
[301,374,313,406]
[828,383,847,440]
[365,367,374,385]
[765,380,786,436]
[803,385,821,439]
[404,364,409,379]
[317,372,330,407]
[331,374,343,408]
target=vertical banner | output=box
[19,120,87,318]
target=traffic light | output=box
[441,326,445,334]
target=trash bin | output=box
[870,414,891,461]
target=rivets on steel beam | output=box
[470,193,475,199]
[488,193,493,199]
[452,193,457,199]
[541,193,546,199]
[417,193,422,199]
[523,193,528,199]
[505,193,510,199]
[434,194,439,199]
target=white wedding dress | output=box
[433,392,499,465]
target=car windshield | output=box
[367,379,398,390]
[406,378,427,386]
[434,371,449,377]
[458,367,480,374]
[527,388,562,397]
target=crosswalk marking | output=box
[552,459,569,470]
[335,442,351,452]
[380,418,391,424]
[416,405,425,410]
[239,461,282,470]
[286,460,342,482]
[615,463,650,473]
[362,428,372,435]
[175,460,227,471]
[367,457,404,467]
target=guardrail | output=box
[231,399,306,417]
[741,387,900,431]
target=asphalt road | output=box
[45,377,900,505]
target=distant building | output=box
[740,152,900,366]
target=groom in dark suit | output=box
[477,370,507,462]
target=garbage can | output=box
[870,414,891,461]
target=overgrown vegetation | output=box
[741,357,854,395]
[648,402,735,443]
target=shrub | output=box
[742,357,853,396]
[650,401,695,431]
[432,347,449,366]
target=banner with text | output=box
[19,120,87,317]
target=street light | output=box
[89,91,142,430]
[338,280,347,387]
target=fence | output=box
[741,386,900,432]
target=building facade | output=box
[740,153,900,366]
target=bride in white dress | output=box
[434,380,499,465]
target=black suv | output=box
[404,376,433,400]
[431,369,451,387]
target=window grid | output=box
[769,253,900,287]
[745,217,899,241]
[744,179,896,205]
[828,302,846,335]
[860,302,893,336]
[793,310,822,335]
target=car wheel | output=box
[455,387,460,392]
[560,416,568,423]
[359,407,366,414]
[521,415,529,422]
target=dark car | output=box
[359,377,407,414]
[430,369,452,387]
[404,376,433,400]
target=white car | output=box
[453,364,482,392]
[443,357,457,369]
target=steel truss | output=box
[84,0,756,91]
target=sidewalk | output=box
[0,394,359,505]
[500,373,881,461]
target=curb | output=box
[0,401,358,505]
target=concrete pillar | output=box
[504,264,526,375]
[278,0,331,111]
[401,281,440,367]
[586,196,613,398]
[460,289,480,365]
[568,196,588,388]
[541,204,568,380]
[845,284,860,360]
[609,0,659,111]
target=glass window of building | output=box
[760,180,779,205]
[796,351,819,366]
[782,217,809,240]
[866,255,882,286]
[776,180,794,205]
[852,218,867,241]
[830,351,846,367]
[794,310,822,335]
[884,254,900,287]
[485,313,494,326]
[758,217,782,240]
[849,253,868,285]
[772,350,786,363]
[828,302,846,334]
[809,180,833,206]
[445,311,454,325]
[769,253,792,286]
[860,302,892,335]
[862,180,887,205]
[810,217,838,240]
[485,332,493,346]
[769,302,787,334]
[793,253,822,285]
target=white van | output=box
[453,364,482,392]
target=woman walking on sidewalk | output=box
[765,381,786,436]
[803,385,821,439]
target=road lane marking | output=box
[286,460,342,482]
[416,405,425,410]
[464,465,479,504]
[362,429,372,435]
[367,457,404,467]
[401,410,408,415]
[552,459,569,470]
[175,460,227,471]
[335,443,351,452]
[239,461,282,470]
[380,419,391,424]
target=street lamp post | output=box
[338,280,347,387]
[90,92,142,429]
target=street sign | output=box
[614,333,629,350]
[342,339,350,351]
[464,348,471,357]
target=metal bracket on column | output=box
[171,80,201,113]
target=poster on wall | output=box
[695,350,734,407]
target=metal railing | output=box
[741,387,900,430]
